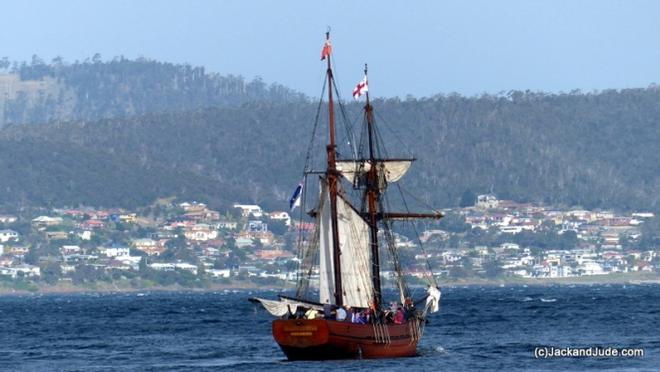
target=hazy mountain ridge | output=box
[0,56,306,126]
[0,81,658,212]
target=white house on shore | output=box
[208,269,231,278]
[149,262,198,275]
[0,264,40,278]
[0,229,19,243]
[269,211,291,226]
[233,204,263,218]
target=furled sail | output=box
[250,297,322,317]
[335,159,413,189]
[318,180,374,308]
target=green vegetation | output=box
[0,58,657,215]
[1,55,305,125]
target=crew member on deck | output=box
[345,306,353,322]
[393,307,405,324]
[336,306,347,321]
[323,300,333,319]
[305,308,318,319]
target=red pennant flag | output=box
[320,40,332,60]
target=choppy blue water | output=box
[0,284,658,371]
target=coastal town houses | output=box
[31,216,63,229]
[269,211,291,226]
[80,219,105,230]
[132,238,165,256]
[149,262,198,275]
[100,246,130,258]
[0,229,19,243]
[45,231,69,240]
[208,268,231,278]
[217,220,238,230]
[0,215,17,224]
[5,245,29,258]
[254,248,294,261]
[59,245,82,256]
[0,264,40,278]
[476,194,499,209]
[233,204,264,218]
[183,223,218,241]
[180,202,221,221]
[0,195,657,286]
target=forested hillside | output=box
[0,83,657,212]
[0,56,305,125]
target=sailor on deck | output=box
[305,308,319,319]
[336,306,347,321]
[323,300,333,319]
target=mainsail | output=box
[318,180,374,308]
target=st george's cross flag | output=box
[353,75,368,100]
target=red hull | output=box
[272,318,422,360]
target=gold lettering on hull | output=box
[283,326,318,332]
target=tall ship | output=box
[252,32,443,360]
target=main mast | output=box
[363,64,383,309]
[358,65,443,308]
[324,31,343,306]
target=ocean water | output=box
[0,284,658,371]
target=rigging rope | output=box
[294,76,327,299]
[303,77,328,173]
[293,62,442,304]
[373,109,415,159]
[331,75,358,160]
[395,182,439,288]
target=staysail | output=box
[335,159,413,189]
[318,180,374,308]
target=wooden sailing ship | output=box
[252,32,443,360]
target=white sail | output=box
[318,181,335,305]
[335,159,413,188]
[251,297,322,317]
[425,286,441,313]
[337,191,373,308]
[318,180,374,308]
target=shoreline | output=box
[439,272,660,287]
[1,272,658,296]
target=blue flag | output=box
[289,182,303,211]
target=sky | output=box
[2,0,660,98]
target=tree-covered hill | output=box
[0,86,658,212]
[0,56,306,126]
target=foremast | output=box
[323,31,344,307]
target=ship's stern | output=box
[272,319,351,360]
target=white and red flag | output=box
[320,40,332,60]
[352,75,368,100]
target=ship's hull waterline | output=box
[272,318,422,360]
